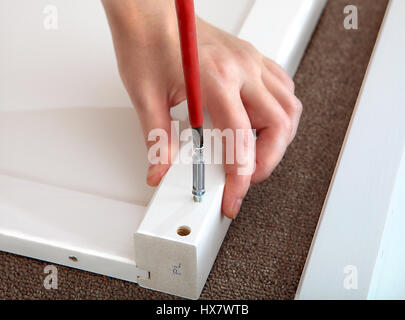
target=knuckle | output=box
[240,39,255,50]
[287,78,295,92]
[274,113,293,140]
[266,58,295,91]
[277,65,295,91]
[254,158,273,181]
[206,54,239,84]
[240,40,260,57]
[286,96,303,117]
[237,43,262,73]
[282,76,295,92]
[293,97,303,116]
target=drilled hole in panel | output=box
[177,226,191,237]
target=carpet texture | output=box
[0,0,389,299]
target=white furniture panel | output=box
[296,0,405,300]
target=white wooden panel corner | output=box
[0,0,326,299]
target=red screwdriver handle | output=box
[175,0,203,128]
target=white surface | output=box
[239,0,326,76]
[0,0,131,111]
[0,108,153,205]
[195,0,254,35]
[370,150,405,299]
[296,0,405,299]
[0,0,325,298]
[0,173,148,282]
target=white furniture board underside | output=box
[0,0,326,294]
[296,0,405,299]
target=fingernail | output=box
[231,198,243,219]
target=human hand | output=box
[102,0,302,219]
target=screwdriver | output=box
[175,0,205,202]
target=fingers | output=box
[261,69,302,142]
[135,92,176,187]
[262,57,295,92]
[252,127,288,184]
[203,82,254,219]
[241,81,292,184]
[222,172,251,219]
[201,56,299,218]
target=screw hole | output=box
[69,256,78,262]
[177,226,191,237]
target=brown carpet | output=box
[0,0,388,300]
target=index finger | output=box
[204,86,255,219]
